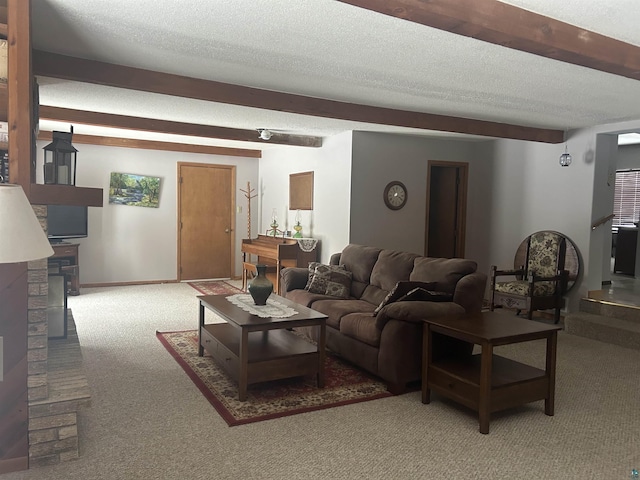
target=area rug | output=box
[187,280,243,295]
[156,330,392,426]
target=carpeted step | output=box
[579,298,640,324]
[565,312,640,351]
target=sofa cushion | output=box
[369,250,419,292]
[338,244,382,298]
[307,263,352,298]
[310,298,377,329]
[375,301,466,329]
[339,313,381,347]
[373,280,438,315]
[410,257,477,293]
[286,289,336,308]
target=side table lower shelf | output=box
[428,355,549,414]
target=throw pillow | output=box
[307,263,352,298]
[304,261,322,290]
[373,281,438,315]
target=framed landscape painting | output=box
[109,172,161,208]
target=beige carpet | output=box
[4,283,640,480]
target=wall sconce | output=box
[559,145,572,167]
[258,129,272,141]
[43,127,78,185]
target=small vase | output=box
[248,264,273,305]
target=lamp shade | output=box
[0,184,54,263]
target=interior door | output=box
[178,163,235,280]
[426,162,468,258]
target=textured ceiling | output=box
[31,0,640,150]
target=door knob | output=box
[225,228,230,233]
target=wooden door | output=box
[426,162,468,258]
[178,163,235,280]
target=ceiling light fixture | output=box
[559,144,572,167]
[258,129,272,141]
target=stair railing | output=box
[591,213,615,230]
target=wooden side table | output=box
[422,311,561,434]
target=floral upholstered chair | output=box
[490,231,569,324]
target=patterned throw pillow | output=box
[373,281,439,315]
[307,263,352,298]
[304,262,322,290]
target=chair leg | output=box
[527,307,534,319]
[554,307,561,324]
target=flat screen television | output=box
[47,205,88,242]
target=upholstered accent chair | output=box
[490,231,569,324]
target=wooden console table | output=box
[50,242,80,295]
[422,311,561,434]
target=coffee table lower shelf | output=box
[428,354,549,414]
[200,323,320,392]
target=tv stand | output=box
[49,242,80,295]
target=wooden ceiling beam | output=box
[33,50,564,144]
[38,105,320,148]
[37,130,261,158]
[336,0,640,81]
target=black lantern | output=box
[43,128,78,185]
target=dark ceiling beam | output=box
[37,130,261,158]
[336,0,640,81]
[38,105,321,148]
[33,50,564,143]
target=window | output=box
[613,170,640,226]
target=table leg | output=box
[317,321,326,388]
[478,342,493,434]
[545,331,558,416]
[421,323,432,404]
[238,328,249,401]
[198,301,204,357]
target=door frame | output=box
[177,162,236,281]
[424,160,469,257]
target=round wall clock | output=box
[383,181,407,210]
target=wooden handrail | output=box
[592,213,615,230]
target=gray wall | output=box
[349,131,494,274]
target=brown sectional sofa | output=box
[280,244,487,394]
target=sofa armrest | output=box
[375,301,465,329]
[280,267,309,293]
[453,271,488,314]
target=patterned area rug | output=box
[187,280,243,295]
[156,330,392,426]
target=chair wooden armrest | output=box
[490,265,524,281]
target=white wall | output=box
[258,131,353,263]
[36,141,259,284]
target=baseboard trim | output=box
[81,279,178,288]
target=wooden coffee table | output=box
[198,294,327,401]
[422,311,561,434]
